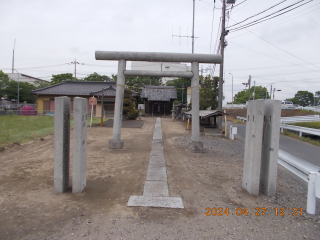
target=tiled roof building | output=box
[32,81,139,116]
[141,86,177,116]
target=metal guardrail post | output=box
[307,172,317,214]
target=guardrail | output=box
[236,115,320,124]
[281,115,320,124]
[236,116,247,122]
[224,104,247,109]
[278,150,320,214]
[280,124,320,137]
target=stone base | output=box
[127,196,184,209]
[190,141,203,151]
[109,140,124,149]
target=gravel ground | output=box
[0,117,319,239]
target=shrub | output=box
[127,109,138,120]
[7,110,14,115]
[20,106,35,116]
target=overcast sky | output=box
[1,0,319,104]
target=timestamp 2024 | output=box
[205,207,303,216]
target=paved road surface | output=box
[231,123,320,167]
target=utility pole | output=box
[192,0,195,53]
[248,75,251,101]
[70,59,84,80]
[218,0,226,128]
[12,39,16,73]
[270,85,273,99]
[253,80,256,100]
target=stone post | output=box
[138,107,142,120]
[260,100,281,196]
[190,62,203,151]
[242,100,264,195]
[109,59,126,149]
[72,97,88,193]
[54,96,70,193]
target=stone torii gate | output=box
[95,51,222,150]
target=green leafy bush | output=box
[127,109,138,120]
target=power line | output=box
[228,0,313,32]
[229,41,303,67]
[1,63,68,70]
[234,0,248,7]
[209,1,216,53]
[228,3,320,40]
[228,0,287,28]
[242,28,320,70]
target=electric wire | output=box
[228,3,320,40]
[241,27,320,70]
[228,0,288,28]
[233,0,248,7]
[209,1,216,53]
[228,0,313,32]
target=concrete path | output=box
[127,118,184,208]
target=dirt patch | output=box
[0,117,319,239]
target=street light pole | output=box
[229,73,233,108]
[13,69,20,110]
[273,88,281,99]
[265,83,275,99]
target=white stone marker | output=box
[54,96,70,193]
[260,99,281,196]
[72,97,88,193]
[242,100,264,195]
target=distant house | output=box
[141,86,177,116]
[7,73,49,87]
[131,62,191,84]
[31,81,139,116]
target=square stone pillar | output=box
[72,97,88,193]
[190,62,203,151]
[260,100,281,196]
[54,96,70,193]
[242,100,264,195]
[109,59,126,149]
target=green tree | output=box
[51,73,74,85]
[199,75,219,110]
[285,97,300,105]
[292,91,314,107]
[166,77,191,104]
[0,78,36,103]
[233,86,269,104]
[315,91,320,106]
[83,72,111,82]
[0,71,10,97]
[111,74,161,94]
[123,88,138,119]
[34,80,51,89]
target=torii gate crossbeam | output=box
[95,51,222,151]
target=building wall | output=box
[187,86,191,106]
[131,61,192,84]
[36,95,95,115]
[7,73,49,86]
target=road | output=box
[231,123,320,167]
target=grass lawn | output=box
[281,130,320,147]
[289,121,320,129]
[0,115,103,147]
